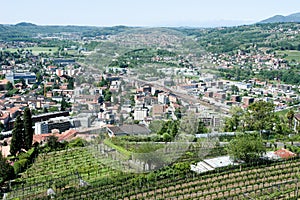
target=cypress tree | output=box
[23,107,33,150]
[61,97,67,111]
[10,116,24,155]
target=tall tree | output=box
[0,152,15,184]
[179,111,198,135]
[67,77,74,90]
[245,101,275,132]
[61,97,67,111]
[286,109,295,130]
[197,121,209,134]
[226,132,266,163]
[224,106,244,132]
[10,116,24,155]
[23,107,33,150]
[6,81,13,91]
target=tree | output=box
[149,120,164,133]
[224,106,244,132]
[162,133,172,142]
[179,111,198,135]
[286,109,295,130]
[244,101,275,132]
[0,122,4,132]
[6,81,13,91]
[61,97,67,111]
[23,107,33,150]
[67,77,74,90]
[104,90,112,102]
[175,108,182,119]
[20,78,27,89]
[226,132,266,163]
[0,152,15,184]
[47,135,60,150]
[197,121,209,134]
[10,116,24,155]
[97,77,109,87]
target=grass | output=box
[3,47,58,55]
[103,139,132,158]
[276,50,300,63]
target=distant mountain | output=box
[259,12,300,23]
[15,22,37,27]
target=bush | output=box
[12,147,38,175]
[13,159,29,175]
[68,138,86,148]
[0,155,15,184]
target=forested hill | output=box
[1,22,300,55]
[171,22,300,53]
[0,23,134,41]
[259,12,300,23]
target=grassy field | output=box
[3,47,58,55]
[276,50,300,63]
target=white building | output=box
[134,108,148,121]
[35,121,49,135]
[158,93,169,104]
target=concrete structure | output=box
[242,96,255,106]
[158,93,169,104]
[35,121,49,135]
[134,108,148,121]
[47,117,71,133]
[5,72,36,84]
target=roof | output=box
[274,148,296,159]
[107,124,151,136]
[294,113,300,121]
[33,129,78,143]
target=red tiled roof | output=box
[58,129,77,141]
[33,130,78,144]
[274,148,296,159]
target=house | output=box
[158,92,169,104]
[294,113,300,132]
[33,129,77,144]
[274,148,296,159]
[264,148,297,160]
[107,124,151,137]
[152,104,166,118]
[0,79,9,90]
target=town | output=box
[1,20,300,199]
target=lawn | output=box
[276,50,300,63]
[3,47,58,55]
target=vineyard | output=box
[3,144,300,200]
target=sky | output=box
[1,0,300,27]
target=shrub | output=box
[13,159,29,175]
[68,138,86,148]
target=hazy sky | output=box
[1,0,300,27]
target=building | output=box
[242,97,255,106]
[47,117,71,133]
[6,72,36,84]
[0,79,9,90]
[134,108,148,121]
[158,93,169,104]
[152,104,166,118]
[35,121,49,135]
[53,59,76,66]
